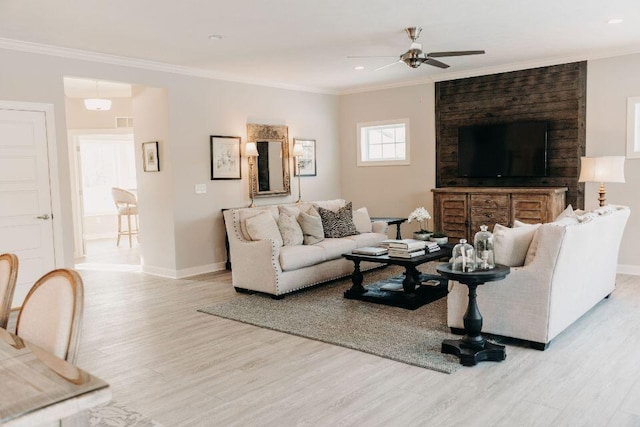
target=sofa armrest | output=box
[223,209,282,294]
[372,221,389,234]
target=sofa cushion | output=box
[314,238,357,260]
[318,202,357,238]
[554,204,575,221]
[279,245,326,271]
[345,232,388,248]
[245,211,283,247]
[279,202,315,220]
[313,199,346,212]
[493,223,539,267]
[277,213,303,246]
[514,220,542,265]
[353,207,372,233]
[297,209,324,245]
[239,207,279,240]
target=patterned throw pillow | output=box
[317,202,357,238]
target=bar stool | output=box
[111,187,139,247]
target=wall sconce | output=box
[578,156,625,206]
[292,141,304,203]
[245,142,259,207]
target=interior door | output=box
[0,109,56,307]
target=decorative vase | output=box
[413,231,432,241]
[430,236,448,245]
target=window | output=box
[357,119,410,166]
[627,96,640,159]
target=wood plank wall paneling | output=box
[435,61,587,209]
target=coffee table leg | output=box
[402,266,420,293]
[345,260,366,296]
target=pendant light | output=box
[84,81,112,111]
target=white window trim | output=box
[627,96,640,159]
[356,118,410,167]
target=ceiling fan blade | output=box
[374,61,402,71]
[426,50,485,58]
[424,58,450,69]
[347,55,398,58]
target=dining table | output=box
[0,327,111,426]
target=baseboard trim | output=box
[142,262,226,279]
[618,264,640,276]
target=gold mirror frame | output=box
[247,123,291,198]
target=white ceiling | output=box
[2,0,640,94]
[63,77,132,98]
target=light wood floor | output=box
[24,268,640,426]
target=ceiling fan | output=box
[349,27,485,71]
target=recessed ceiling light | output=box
[354,66,365,70]
[608,18,623,24]
[208,34,223,40]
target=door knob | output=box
[36,214,50,220]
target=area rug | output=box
[89,401,162,426]
[199,264,461,374]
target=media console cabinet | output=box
[431,187,567,242]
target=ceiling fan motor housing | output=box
[400,48,427,68]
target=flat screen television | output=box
[457,121,548,178]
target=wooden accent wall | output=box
[435,62,587,208]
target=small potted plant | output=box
[408,207,432,241]
[430,232,448,245]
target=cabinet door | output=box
[470,194,509,234]
[435,194,467,242]
[511,194,548,224]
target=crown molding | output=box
[0,37,338,95]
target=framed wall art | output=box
[210,135,241,180]
[142,141,160,172]
[293,138,316,176]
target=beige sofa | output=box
[447,205,630,349]
[223,199,389,297]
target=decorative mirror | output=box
[247,123,291,198]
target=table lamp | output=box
[292,141,304,203]
[245,142,259,207]
[578,156,625,206]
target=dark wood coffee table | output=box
[342,244,453,310]
[436,263,510,366]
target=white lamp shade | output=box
[292,142,304,157]
[578,156,625,183]
[245,142,259,157]
[83,98,112,111]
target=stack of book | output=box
[425,241,441,253]
[387,239,427,258]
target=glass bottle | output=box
[474,224,495,270]
[452,239,475,272]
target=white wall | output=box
[338,84,436,237]
[0,47,341,276]
[586,54,640,270]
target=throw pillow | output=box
[245,211,283,247]
[554,205,575,221]
[493,223,539,267]
[277,213,304,246]
[513,220,542,265]
[352,207,372,233]
[297,209,324,245]
[318,202,358,238]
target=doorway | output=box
[64,77,141,271]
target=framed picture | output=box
[142,141,160,172]
[210,135,241,180]
[293,138,316,176]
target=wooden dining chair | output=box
[15,269,84,364]
[0,253,18,329]
[111,187,139,247]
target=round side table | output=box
[436,263,511,366]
